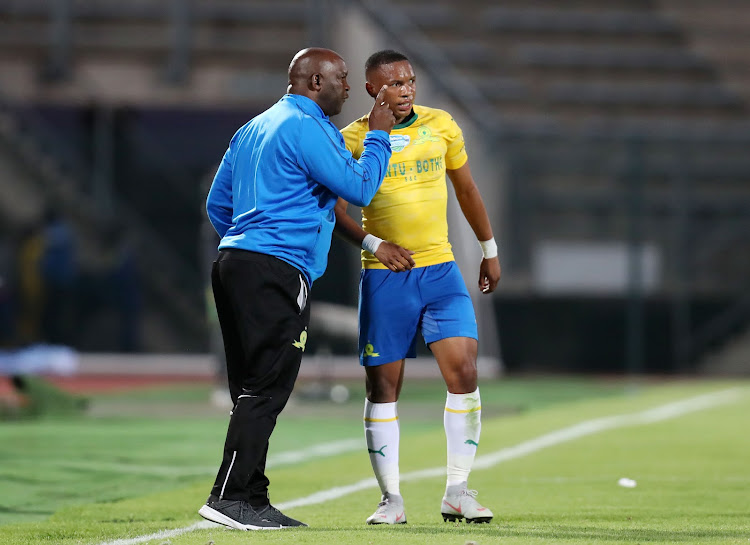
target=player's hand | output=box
[478,256,501,294]
[368,85,396,134]
[375,241,415,273]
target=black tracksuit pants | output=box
[209,249,310,506]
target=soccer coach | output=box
[199,47,395,531]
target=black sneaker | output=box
[198,495,282,530]
[256,504,308,527]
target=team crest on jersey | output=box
[413,126,439,145]
[389,134,411,153]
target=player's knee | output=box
[445,358,477,392]
[366,376,399,402]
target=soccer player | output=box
[334,50,501,525]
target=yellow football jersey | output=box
[341,105,468,269]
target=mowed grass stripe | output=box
[4,438,363,477]
[94,387,743,545]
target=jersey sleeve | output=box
[444,115,468,170]
[341,119,366,159]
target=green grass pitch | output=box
[0,377,748,544]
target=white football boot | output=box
[441,482,493,523]
[365,492,407,525]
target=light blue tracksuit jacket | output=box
[206,94,391,286]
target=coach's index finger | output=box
[375,84,388,105]
[368,85,395,133]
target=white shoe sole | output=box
[441,511,493,523]
[366,517,407,525]
[198,505,282,530]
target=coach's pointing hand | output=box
[368,85,396,133]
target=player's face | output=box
[369,61,416,123]
[318,57,350,117]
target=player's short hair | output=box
[365,50,410,75]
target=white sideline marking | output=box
[97,388,742,545]
[271,438,362,467]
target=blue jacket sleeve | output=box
[206,147,234,238]
[298,118,391,207]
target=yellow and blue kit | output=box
[342,104,468,269]
[341,105,477,365]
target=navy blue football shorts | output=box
[358,261,478,366]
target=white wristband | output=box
[362,234,383,255]
[478,238,497,259]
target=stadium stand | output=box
[0,0,748,373]
[0,0,314,350]
[357,0,750,373]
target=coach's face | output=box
[366,60,416,124]
[317,56,350,117]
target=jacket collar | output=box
[283,94,327,120]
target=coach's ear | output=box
[365,81,377,98]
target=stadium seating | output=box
[389,0,750,370]
[481,8,680,35]
[0,0,749,366]
[0,0,308,104]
